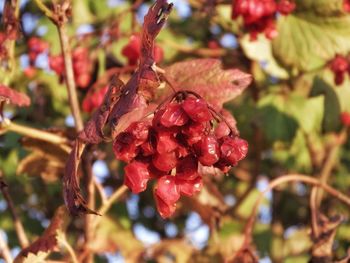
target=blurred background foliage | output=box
[1,0,350,262]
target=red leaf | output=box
[0,84,31,107]
[165,59,252,107]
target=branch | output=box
[1,120,71,152]
[243,174,350,247]
[55,2,84,132]
[56,230,79,263]
[0,171,29,248]
[33,0,56,21]
[0,232,13,263]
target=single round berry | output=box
[124,161,150,193]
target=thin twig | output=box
[94,178,107,205]
[0,232,13,263]
[55,2,84,132]
[33,0,56,21]
[97,185,128,216]
[0,171,29,249]
[82,152,95,263]
[243,174,350,246]
[56,230,79,263]
[1,120,71,152]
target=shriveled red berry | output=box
[176,155,198,180]
[28,37,49,54]
[126,121,151,146]
[152,151,177,172]
[215,121,231,139]
[113,133,139,162]
[82,85,108,113]
[220,136,248,166]
[182,97,212,123]
[155,175,180,205]
[148,164,166,179]
[124,161,150,193]
[182,121,206,145]
[341,112,350,127]
[345,0,350,12]
[330,55,349,73]
[196,135,220,166]
[155,194,177,218]
[156,131,179,154]
[160,103,189,127]
[176,175,202,196]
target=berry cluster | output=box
[49,47,92,88]
[113,92,248,218]
[330,55,350,86]
[122,34,164,66]
[231,0,296,40]
[82,85,108,113]
[28,37,49,64]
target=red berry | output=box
[182,97,213,123]
[156,131,179,154]
[277,0,296,15]
[176,175,202,196]
[24,67,37,78]
[176,155,199,180]
[124,161,150,193]
[330,55,349,73]
[155,176,180,205]
[220,136,248,166]
[82,85,108,113]
[155,193,176,218]
[341,112,350,127]
[196,135,220,166]
[28,37,49,54]
[122,35,141,66]
[160,103,189,127]
[152,151,177,172]
[182,121,206,145]
[345,0,350,12]
[113,132,139,162]
[215,122,231,139]
[49,55,65,75]
[126,121,151,146]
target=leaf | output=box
[310,214,344,262]
[272,13,350,72]
[0,84,31,107]
[295,0,345,15]
[240,35,289,79]
[90,216,143,261]
[14,206,69,263]
[165,59,252,107]
[310,77,341,133]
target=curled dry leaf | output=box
[14,206,69,263]
[164,59,252,108]
[0,84,31,107]
[310,214,345,263]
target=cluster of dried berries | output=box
[341,112,350,127]
[122,34,164,65]
[49,47,92,88]
[330,55,350,85]
[82,85,108,113]
[231,0,296,40]
[27,37,49,64]
[113,92,248,218]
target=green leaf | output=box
[240,35,289,79]
[272,13,350,72]
[295,0,344,15]
[257,94,299,142]
[310,77,341,132]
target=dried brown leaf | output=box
[165,59,252,108]
[14,206,69,263]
